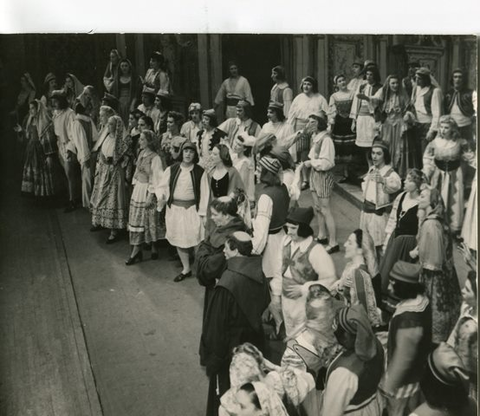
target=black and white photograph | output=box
[0,21,478,416]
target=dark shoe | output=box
[316,238,329,245]
[338,176,348,184]
[326,244,340,254]
[90,225,103,232]
[301,181,309,191]
[126,251,143,266]
[174,271,192,282]
[106,234,121,244]
[64,201,76,213]
[151,252,159,260]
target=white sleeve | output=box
[283,88,293,116]
[90,120,99,144]
[322,368,359,416]
[310,137,335,171]
[252,194,273,255]
[429,88,443,133]
[384,170,402,194]
[198,172,210,217]
[148,155,164,199]
[157,167,171,210]
[70,121,91,164]
[308,244,337,288]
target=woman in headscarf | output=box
[90,115,131,243]
[367,74,415,177]
[423,115,474,237]
[125,129,165,265]
[18,99,59,198]
[64,73,85,109]
[334,229,382,327]
[321,305,384,416]
[221,382,289,416]
[77,85,101,127]
[412,343,476,416]
[90,105,117,176]
[219,343,311,416]
[111,58,142,125]
[410,185,462,343]
[40,72,58,114]
[103,49,121,93]
[13,72,36,124]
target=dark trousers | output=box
[206,366,230,416]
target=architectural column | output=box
[115,34,127,58]
[134,34,145,80]
[451,36,461,71]
[209,34,223,121]
[315,35,329,96]
[197,34,210,109]
[364,35,375,62]
[292,35,310,91]
[377,36,388,81]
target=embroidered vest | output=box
[282,239,318,291]
[445,88,475,117]
[326,338,384,409]
[167,163,204,210]
[271,84,289,105]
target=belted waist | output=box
[363,200,386,216]
[172,199,196,208]
[434,158,460,172]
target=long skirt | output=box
[420,267,462,343]
[355,115,376,148]
[379,233,417,294]
[21,139,56,197]
[332,115,356,158]
[381,118,405,172]
[165,204,204,249]
[128,182,166,245]
[90,159,128,229]
[462,175,477,251]
[430,166,464,233]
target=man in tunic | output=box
[444,68,475,146]
[411,67,443,155]
[180,102,203,143]
[380,261,432,416]
[321,305,384,416]
[200,231,270,416]
[218,100,261,148]
[359,140,402,262]
[214,61,254,120]
[270,65,293,117]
